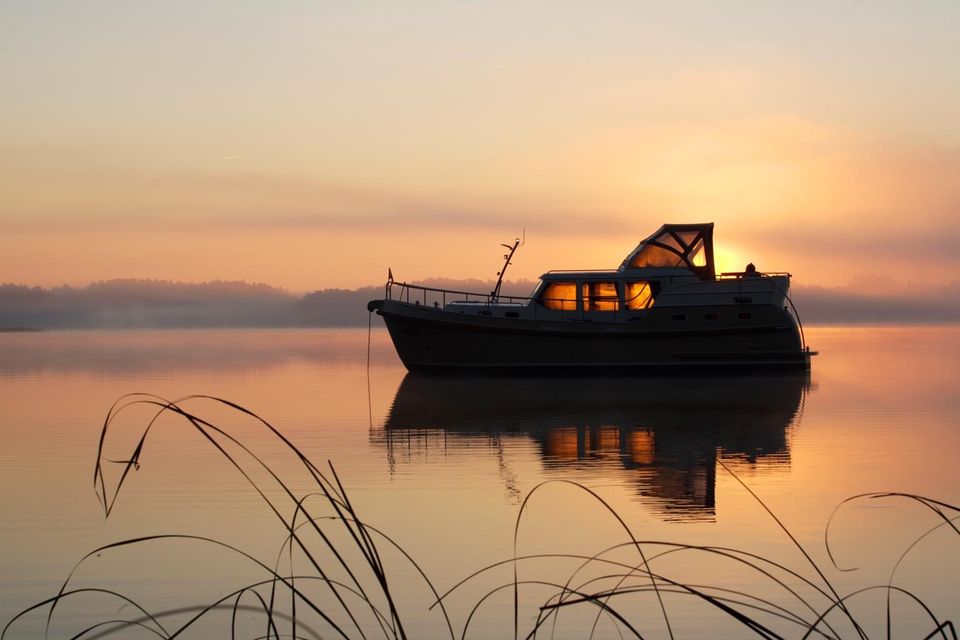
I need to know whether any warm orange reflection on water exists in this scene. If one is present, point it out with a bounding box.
[628,430,655,465]
[1,326,959,637]
[544,427,580,461]
[378,371,802,521]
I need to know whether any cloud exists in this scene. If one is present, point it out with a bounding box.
[2,112,958,288]
[0,168,634,236]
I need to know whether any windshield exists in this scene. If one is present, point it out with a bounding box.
[622,224,715,278]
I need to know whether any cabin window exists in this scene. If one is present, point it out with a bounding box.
[656,233,685,253]
[540,282,577,311]
[624,228,711,273]
[624,281,654,310]
[628,244,684,268]
[582,281,619,311]
[689,238,707,267]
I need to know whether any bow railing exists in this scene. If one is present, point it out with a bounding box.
[385,280,533,309]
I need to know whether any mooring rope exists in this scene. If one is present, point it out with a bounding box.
[366,309,373,430]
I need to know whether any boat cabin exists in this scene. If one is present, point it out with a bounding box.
[533,223,716,313]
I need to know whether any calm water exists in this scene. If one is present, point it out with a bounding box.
[1,326,959,638]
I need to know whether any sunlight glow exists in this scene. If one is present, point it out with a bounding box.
[714,244,750,276]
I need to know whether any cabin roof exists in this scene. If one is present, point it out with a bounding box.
[619,223,715,279]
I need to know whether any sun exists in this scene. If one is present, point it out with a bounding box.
[713,243,750,276]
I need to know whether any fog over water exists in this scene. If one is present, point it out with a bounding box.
[2,277,958,329]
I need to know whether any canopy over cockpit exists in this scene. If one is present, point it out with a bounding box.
[619,223,715,280]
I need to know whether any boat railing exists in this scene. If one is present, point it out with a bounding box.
[717,272,807,350]
[717,271,792,279]
[385,280,534,308]
[384,280,628,321]
[545,269,619,274]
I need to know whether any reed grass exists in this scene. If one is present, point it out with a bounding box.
[3,394,958,639]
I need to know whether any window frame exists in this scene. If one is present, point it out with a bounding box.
[581,280,621,313]
[538,280,579,312]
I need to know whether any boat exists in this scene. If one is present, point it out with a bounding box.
[367,223,814,371]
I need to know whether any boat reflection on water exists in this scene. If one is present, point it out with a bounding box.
[375,372,811,521]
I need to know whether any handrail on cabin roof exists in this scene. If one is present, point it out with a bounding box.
[544,269,619,274]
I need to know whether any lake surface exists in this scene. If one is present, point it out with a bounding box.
[1,326,959,638]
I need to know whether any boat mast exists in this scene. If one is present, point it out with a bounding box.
[491,231,523,302]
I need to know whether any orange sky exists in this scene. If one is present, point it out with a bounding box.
[2,2,958,292]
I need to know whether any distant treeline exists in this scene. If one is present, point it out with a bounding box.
[1,278,958,329]
[0,280,302,329]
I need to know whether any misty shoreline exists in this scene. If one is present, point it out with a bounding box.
[2,278,958,330]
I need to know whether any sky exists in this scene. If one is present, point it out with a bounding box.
[2,1,959,292]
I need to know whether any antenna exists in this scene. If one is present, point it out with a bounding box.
[491,230,524,302]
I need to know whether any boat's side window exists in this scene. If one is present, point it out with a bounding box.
[582,281,619,311]
[624,281,654,310]
[540,282,577,311]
